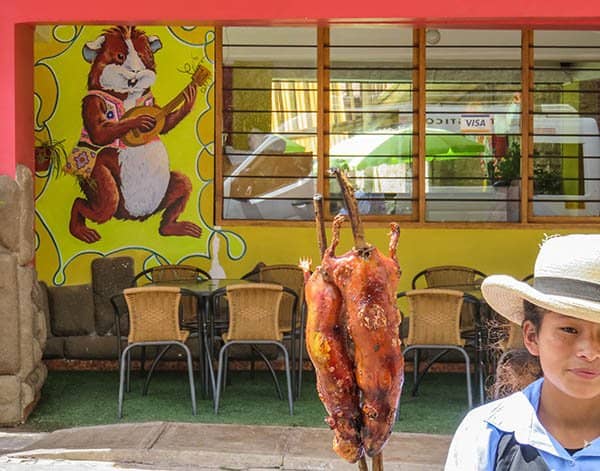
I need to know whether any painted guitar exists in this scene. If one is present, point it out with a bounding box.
[121,64,211,147]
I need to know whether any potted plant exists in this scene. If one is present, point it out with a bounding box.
[487,138,521,186]
[533,164,562,195]
[487,138,521,221]
[34,137,67,178]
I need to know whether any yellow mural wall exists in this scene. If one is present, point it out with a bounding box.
[33,25,596,289]
[235,226,596,291]
[34,25,246,285]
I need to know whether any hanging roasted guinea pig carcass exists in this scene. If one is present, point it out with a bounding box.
[301,170,404,470]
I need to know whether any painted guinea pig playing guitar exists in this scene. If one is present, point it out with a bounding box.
[66,25,209,243]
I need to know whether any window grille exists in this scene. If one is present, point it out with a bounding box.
[530,30,600,221]
[216,26,600,226]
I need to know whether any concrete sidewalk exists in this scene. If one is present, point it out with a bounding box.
[0,422,452,470]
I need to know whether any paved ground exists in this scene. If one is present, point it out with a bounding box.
[0,422,452,470]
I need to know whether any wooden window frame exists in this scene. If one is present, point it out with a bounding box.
[215,26,600,228]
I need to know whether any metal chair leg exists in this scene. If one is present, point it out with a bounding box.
[214,344,229,414]
[142,344,173,396]
[202,327,216,401]
[120,341,197,418]
[403,345,473,409]
[412,349,449,396]
[296,304,306,399]
[180,342,197,416]
[201,317,216,400]
[296,336,304,399]
[197,320,206,399]
[223,349,230,390]
[251,345,283,400]
[118,344,134,418]
[279,343,294,416]
[140,345,146,375]
[289,331,296,398]
[126,349,132,393]
[476,330,485,404]
[413,349,419,386]
[250,357,256,379]
[458,348,473,409]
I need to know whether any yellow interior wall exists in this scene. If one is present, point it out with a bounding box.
[234,226,596,291]
[231,64,272,150]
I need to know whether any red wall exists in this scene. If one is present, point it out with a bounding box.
[3,0,600,176]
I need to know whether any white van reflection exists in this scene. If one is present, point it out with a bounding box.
[223,134,316,220]
[223,109,600,221]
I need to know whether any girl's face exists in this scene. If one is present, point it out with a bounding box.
[523,311,600,400]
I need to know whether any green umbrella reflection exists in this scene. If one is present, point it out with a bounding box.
[330,126,486,171]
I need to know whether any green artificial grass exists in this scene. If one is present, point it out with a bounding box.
[26,370,472,435]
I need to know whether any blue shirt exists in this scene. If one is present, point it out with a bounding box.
[445,378,600,470]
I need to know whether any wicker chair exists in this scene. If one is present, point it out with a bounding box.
[500,273,530,352]
[499,321,524,351]
[399,288,475,408]
[131,264,211,371]
[212,283,297,415]
[134,264,211,284]
[115,287,197,418]
[411,265,487,399]
[134,264,211,326]
[487,274,529,384]
[491,348,542,399]
[411,265,487,290]
[257,264,305,397]
[411,265,486,330]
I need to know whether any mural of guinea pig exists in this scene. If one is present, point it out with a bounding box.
[66,25,202,243]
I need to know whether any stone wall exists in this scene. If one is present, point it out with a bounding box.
[0,165,47,425]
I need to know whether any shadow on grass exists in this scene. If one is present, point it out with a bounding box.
[25,370,472,435]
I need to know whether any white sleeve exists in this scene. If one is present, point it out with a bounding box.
[444,409,494,471]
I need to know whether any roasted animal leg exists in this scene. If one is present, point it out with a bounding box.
[301,257,364,462]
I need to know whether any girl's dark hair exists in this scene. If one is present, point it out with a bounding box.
[523,299,545,331]
[489,300,544,399]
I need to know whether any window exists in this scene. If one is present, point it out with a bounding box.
[220,26,317,221]
[327,25,415,217]
[216,26,600,225]
[531,31,600,219]
[425,29,522,222]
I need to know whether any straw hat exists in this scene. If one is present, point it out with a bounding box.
[481,234,600,325]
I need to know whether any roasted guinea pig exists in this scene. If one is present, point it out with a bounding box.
[301,256,364,463]
[301,174,404,463]
[322,215,403,457]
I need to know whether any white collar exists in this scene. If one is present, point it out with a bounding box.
[484,378,563,456]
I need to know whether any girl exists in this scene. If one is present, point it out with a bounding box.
[445,234,600,470]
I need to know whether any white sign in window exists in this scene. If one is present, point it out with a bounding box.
[460,114,493,133]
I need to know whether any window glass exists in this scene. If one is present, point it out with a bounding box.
[425,29,522,222]
[532,31,600,218]
[218,26,600,224]
[222,27,317,220]
[328,25,414,216]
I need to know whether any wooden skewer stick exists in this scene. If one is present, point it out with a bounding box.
[372,452,384,471]
[313,194,327,258]
[329,168,369,251]
[357,456,369,471]
[388,222,401,262]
